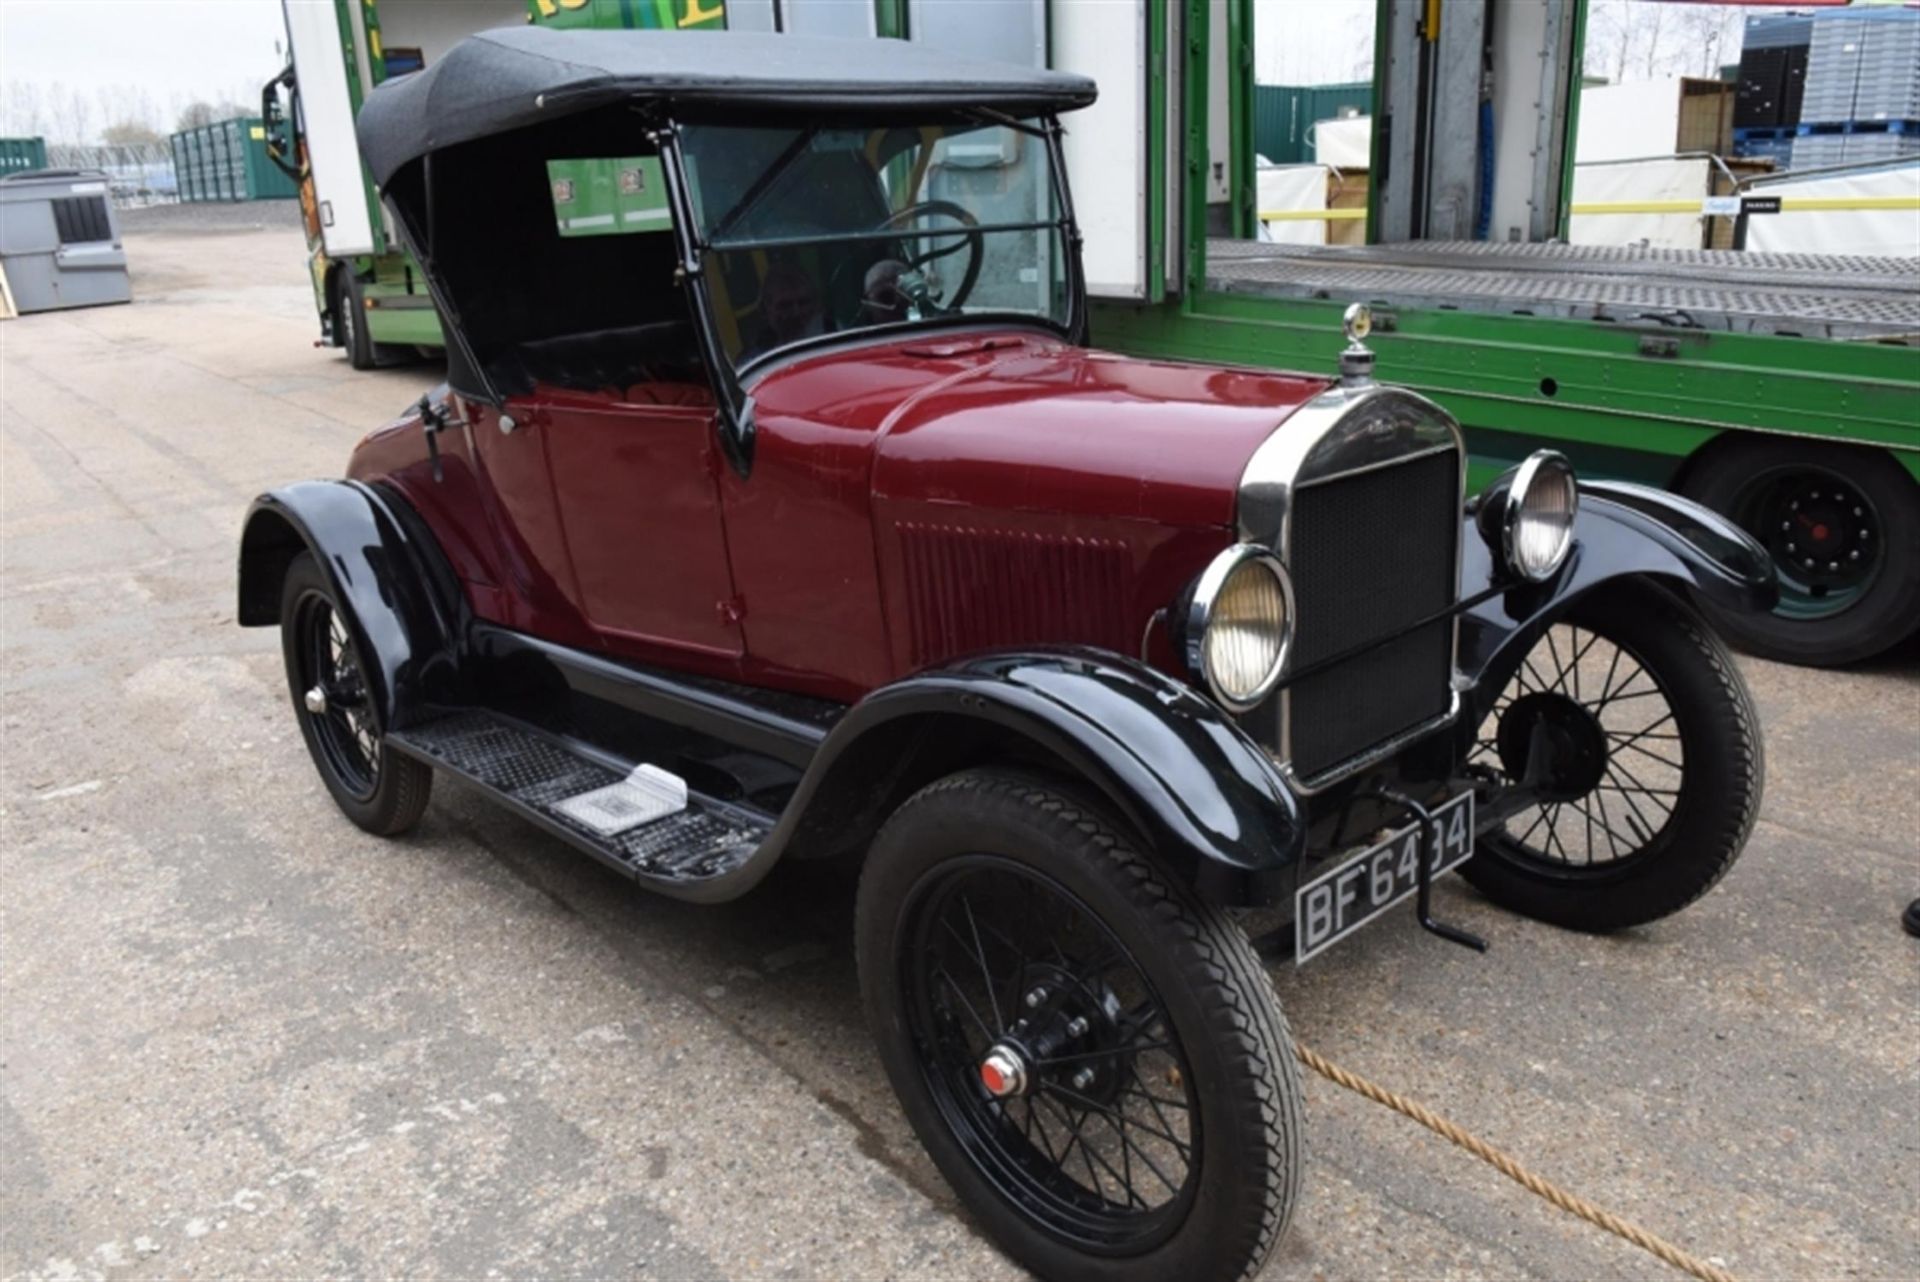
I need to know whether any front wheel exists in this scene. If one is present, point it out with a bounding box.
[856,770,1304,1282]
[1464,584,1762,931]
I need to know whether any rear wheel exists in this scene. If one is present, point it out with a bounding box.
[1464,585,1761,931]
[279,551,430,834]
[856,770,1303,1282]
[1681,438,1920,666]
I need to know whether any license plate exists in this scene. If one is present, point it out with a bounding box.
[1294,792,1474,963]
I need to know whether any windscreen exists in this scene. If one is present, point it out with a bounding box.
[677,119,1070,367]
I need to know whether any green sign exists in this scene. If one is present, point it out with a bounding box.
[548,156,672,237]
[528,0,727,30]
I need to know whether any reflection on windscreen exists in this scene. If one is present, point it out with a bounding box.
[679,120,1069,365]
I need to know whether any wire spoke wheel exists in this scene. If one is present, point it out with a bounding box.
[903,857,1200,1251]
[293,589,380,801]
[859,772,1304,1281]
[1471,622,1683,871]
[1461,588,1761,932]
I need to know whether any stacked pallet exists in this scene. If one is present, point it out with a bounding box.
[1792,7,1919,170]
[1731,13,1811,170]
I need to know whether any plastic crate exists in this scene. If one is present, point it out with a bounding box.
[1744,13,1813,52]
[1791,133,1847,169]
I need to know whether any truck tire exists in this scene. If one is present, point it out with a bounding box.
[280,551,431,835]
[856,769,1304,1282]
[1681,437,1920,666]
[334,271,377,371]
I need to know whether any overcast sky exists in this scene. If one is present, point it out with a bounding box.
[1,0,289,135]
[1,0,1751,143]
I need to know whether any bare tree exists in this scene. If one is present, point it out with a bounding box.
[45,83,97,144]
[102,120,164,146]
[1584,1,1749,86]
[175,100,254,131]
[2,81,52,138]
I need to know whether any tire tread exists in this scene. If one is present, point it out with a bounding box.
[862,770,1304,1282]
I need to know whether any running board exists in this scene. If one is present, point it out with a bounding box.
[388,711,775,890]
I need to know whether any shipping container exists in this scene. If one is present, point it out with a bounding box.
[167,117,300,202]
[1253,83,1373,166]
[0,136,49,177]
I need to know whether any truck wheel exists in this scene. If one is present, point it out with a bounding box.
[279,551,431,835]
[856,770,1304,1282]
[1681,437,1920,666]
[333,271,376,371]
[1464,584,1761,932]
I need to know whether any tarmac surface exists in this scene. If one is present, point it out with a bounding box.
[3,217,1917,1282]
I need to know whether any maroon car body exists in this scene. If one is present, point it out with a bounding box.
[349,334,1327,702]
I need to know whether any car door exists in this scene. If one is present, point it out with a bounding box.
[540,389,745,663]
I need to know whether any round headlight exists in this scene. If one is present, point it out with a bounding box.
[1186,546,1291,710]
[1505,450,1578,581]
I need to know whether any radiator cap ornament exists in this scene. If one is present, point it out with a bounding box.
[1340,302,1376,388]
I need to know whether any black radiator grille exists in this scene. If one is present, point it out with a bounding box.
[1285,448,1458,780]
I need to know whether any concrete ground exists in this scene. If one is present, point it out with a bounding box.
[2,218,1916,1282]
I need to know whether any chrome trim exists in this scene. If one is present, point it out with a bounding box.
[1181,544,1294,713]
[1238,384,1464,552]
[1234,383,1469,792]
[1503,449,1578,582]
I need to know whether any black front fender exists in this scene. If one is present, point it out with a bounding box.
[778,649,1306,906]
[237,480,463,730]
[1458,479,1776,724]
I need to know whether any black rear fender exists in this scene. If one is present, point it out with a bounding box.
[237,480,464,729]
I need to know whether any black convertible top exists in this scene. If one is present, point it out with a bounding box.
[356,26,1098,187]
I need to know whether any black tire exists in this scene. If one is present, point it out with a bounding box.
[1680,437,1920,666]
[279,551,431,835]
[334,271,376,371]
[1463,584,1762,932]
[856,769,1304,1282]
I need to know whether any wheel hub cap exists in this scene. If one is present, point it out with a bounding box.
[304,684,328,715]
[979,1045,1028,1098]
[1496,691,1609,801]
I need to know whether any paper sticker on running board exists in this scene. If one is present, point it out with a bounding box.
[553,763,688,836]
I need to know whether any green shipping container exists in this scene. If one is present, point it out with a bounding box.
[0,136,49,177]
[168,117,299,203]
[1253,83,1373,166]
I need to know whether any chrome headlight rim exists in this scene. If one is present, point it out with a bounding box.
[1503,449,1579,582]
[1183,543,1294,713]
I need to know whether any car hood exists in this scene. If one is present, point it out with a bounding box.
[752,334,1333,529]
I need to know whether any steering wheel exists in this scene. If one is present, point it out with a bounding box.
[832,200,985,326]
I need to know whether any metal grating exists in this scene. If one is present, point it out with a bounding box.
[1285,449,1458,780]
[1207,239,1920,340]
[51,195,112,246]
[895,523,1133,668]
[393,712,767,882]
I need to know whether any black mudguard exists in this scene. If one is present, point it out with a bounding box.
[771,650,1307,907]
[1457,479,1777,726]
[236,480,464,729]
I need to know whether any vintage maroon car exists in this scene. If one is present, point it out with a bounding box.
[239,28,1776,1282]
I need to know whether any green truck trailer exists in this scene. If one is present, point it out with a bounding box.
[1088,0,1918,666]
[265,0,1918,664]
